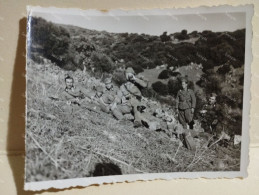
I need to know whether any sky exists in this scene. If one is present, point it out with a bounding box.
[30,9,246,36]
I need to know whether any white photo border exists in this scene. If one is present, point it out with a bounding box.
[25,4,253,191]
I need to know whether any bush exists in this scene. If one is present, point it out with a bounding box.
[30,17,70,64]
[90,52,114,73]
[181,29,187,36]
[217,64,231,75]
[158,70,171,79]
[160,32,171,42]
[171,71,181,77]
[168,79,182,97]
[152,81,168,96]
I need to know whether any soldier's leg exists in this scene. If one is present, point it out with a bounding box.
[99,102,110,113]
[129,97,143,126]
[112,105,132,120]
[184,108,193,124]
[112,105,124,120]
[184,108,194,129]
[178,109,187,129]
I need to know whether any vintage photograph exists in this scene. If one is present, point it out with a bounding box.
[25,5,252,190]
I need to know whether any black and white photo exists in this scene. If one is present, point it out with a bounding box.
[25,5,252,190]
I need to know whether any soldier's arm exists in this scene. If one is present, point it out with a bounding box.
[175,91,180,110]
[190,90,196,108]
[134,77,148,88]
[59,91,71,101]
[78,85,96,99]
[59,91,80,105]
[215,104,224,121]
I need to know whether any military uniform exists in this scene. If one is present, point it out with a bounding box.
[125,67,148,91]
[200,103,224,136]
[98,88,117,113]
[60,86,95,102]
[111,88,133,120]
[176,89,196,129]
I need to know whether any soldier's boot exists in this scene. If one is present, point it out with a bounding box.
[99,103,110,113]
[133,105,143,128]
[189,120,195,129]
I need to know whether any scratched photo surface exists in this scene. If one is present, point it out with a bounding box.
[25,6,252,190]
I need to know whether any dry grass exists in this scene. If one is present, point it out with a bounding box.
[25,60,241,182]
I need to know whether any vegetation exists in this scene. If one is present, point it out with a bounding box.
[26,17,245,181]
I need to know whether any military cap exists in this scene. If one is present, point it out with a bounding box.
[104,78,112,84]
[181,77,188,83]
[210,93,217,98]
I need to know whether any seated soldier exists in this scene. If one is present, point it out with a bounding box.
[111,84,134,121]
[111,84,145,127]
[60,75,95,104]
[96,78,117,113]
[59,75,96,113]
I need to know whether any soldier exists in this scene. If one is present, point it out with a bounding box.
[97,78,117,113]
[111,84,134,121]
[125,67,148,90]
[114,67,148,127]
[199,93,230,146]
[175,78,196,129]
[60,75,95,104]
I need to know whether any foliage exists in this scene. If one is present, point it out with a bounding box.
[28,17,246,136]
[29,17,71,66]
[160,31,171,42]
[167,78,182,97]
[152,81,168,96]
[90,52,115,73]
[158,69,171,79]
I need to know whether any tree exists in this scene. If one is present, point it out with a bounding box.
[181,29,187,36]
[168,78,182,97]
[158,70,171,79]
[160,32,171,42]
[90,52,114,73]
[30,17,71,65]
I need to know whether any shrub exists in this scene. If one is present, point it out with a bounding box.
[168,79,182,97]
[152,81,168,96]
[90,52,114,73]
[158,70,171,79]
[217,64,231,75]
[160,32,171,42]
[171,72,181,77]
[30,17,70,64]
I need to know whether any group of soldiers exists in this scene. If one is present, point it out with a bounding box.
[58,67,231,150]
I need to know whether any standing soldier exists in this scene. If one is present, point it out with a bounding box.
[175,78,196,129]
[199,93,222,134]
[199,93,230,146]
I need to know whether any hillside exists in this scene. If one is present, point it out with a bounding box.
[26,60,241,182]
[26,17,245,182]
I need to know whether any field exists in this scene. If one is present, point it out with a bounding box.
[25,60,241,182]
